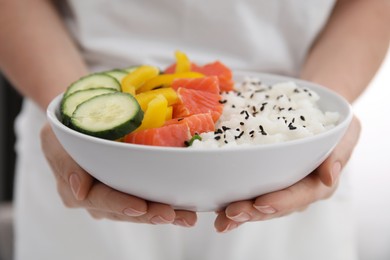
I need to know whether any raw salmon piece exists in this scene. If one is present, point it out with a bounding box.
[165,61,234,92]
[172,76,220,94]
[124,123,191,147]
[191,61,234,92]
[173,87,223,122]
[165,113,215,136]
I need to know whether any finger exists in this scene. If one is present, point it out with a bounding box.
[251,173,334,219]
[141,202,176,224]
[316,115,361,187]
[41,123,93,200]
[214,211,242,233]
[218,174,335,225]
[173,210,198,227]
[80,182,148,217]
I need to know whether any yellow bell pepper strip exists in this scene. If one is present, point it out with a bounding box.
[137,72,204,93]
[121,65,160,94]
[174,50,191,73]
[165,106,173,121]
[135,88,179,111]
[136,94,168,131]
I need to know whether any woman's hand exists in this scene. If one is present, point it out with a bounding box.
[214,116,361,233]
[40,123,197,227]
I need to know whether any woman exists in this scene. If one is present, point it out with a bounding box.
[0,0,389,259]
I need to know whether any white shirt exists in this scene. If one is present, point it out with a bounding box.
[14,1,358,259]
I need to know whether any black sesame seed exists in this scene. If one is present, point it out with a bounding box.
[300,115,306,121]
[219,99,227,104]
[240,122,245,126]
[222,126,231,131]
[244,111,250,120]
[215,129,223,134]
[214,136,221,140]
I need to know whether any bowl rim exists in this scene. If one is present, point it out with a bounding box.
[47,71,353,154]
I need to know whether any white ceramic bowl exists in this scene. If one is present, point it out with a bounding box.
[47,72,352,212]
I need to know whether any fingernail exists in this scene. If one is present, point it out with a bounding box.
[227,212,251,222]
[253,205,276,214]
[123,208,146,217]
[173,218,192,227]
[220,222,238,233]
[150,216,172,225]
[332,161,342,183]
[69,173,81,200]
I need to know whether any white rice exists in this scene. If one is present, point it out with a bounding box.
[191,77,340,148]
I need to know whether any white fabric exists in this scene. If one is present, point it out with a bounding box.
[14,1,359,259]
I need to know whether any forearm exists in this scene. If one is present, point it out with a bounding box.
[0,0,88,111]
[300,0,390,103]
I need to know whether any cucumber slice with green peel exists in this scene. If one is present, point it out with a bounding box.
[61,88,117,126]
[104,69,128,83]
[123,66,140,73]
[64,73,121,98]
[70,92,144,140]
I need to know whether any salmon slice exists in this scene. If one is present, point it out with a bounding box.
[165,61,234,92]
[172,76,220,94]
[191,61,234,92]
[165,113,215,136]
[124,123,191,147]
[173,87,223,122]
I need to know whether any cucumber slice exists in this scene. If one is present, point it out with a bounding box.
[61,88,117,126]
[123,66,140,73]
[70,92,143,140]
[64,73,121,98]
[104,69,128,83]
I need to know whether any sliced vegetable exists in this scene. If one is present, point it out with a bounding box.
[184,134,202,147]
[70,92,143,140]
[165,106,173,121]
[123,66,140,73]
[61,88,117,126]
[64,73,121,98]
[121,65,160,94]
[135,88,178,111]
[174,50,191,73]
[104,69,128,83]
[137,72,204,93]
[136,95,168,131]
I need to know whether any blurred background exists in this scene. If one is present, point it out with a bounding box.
[0,46,389,260]
[0,77,22,260]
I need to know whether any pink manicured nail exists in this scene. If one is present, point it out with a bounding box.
[150,216,172,225]
[220,222,238,233]
[173,218,192,227]
[254,205,276,214]
[332,162,342,183]
[228,212,251,222]
[123,208,146,217]
[69,173,81,200]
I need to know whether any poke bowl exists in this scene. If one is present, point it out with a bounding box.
[47,68,352,212]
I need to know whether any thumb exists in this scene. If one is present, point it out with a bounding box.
[316,115,361,187]
[41,122,94,200]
